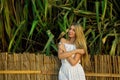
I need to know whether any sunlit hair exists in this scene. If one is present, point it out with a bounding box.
[70,23,90,69]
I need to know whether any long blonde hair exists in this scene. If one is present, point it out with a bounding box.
[71,23,90,70]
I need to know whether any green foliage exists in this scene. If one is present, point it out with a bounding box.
[0,0,120,55]
[43,30,57,55]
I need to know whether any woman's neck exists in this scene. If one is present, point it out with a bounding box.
[68,38,75,44]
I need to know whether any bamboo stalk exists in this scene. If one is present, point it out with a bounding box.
[0,71,119,78]
[85,73,120,77]
[0,70,41,74]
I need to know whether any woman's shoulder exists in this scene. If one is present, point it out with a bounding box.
[60,38,67,44]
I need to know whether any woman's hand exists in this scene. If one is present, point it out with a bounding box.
[59,43,66,52]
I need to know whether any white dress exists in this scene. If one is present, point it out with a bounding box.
[58,43,86,80]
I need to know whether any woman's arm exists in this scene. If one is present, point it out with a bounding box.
[58,42,85,60]
[58,38,85,63]
[58,45,84,66]
[58,43,77,59]
[66,48,85,66]
[67,53,81,66]
[58,38,78,59]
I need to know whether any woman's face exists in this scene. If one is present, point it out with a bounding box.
[68,25,75,38]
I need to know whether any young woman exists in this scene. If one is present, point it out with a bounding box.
[58,23,89,80]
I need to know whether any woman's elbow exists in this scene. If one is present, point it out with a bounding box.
[58,55,61,59]
[58,55,63,59]
[70,62,77,66]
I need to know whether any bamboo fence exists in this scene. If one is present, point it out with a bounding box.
[0,53,120,80]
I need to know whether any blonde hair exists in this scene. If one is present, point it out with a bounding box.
[71,23,90,70]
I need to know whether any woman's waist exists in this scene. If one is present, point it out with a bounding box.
[61,59,80,64]
[61,61,81,67]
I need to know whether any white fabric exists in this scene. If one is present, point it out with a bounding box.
[58,43,86,80]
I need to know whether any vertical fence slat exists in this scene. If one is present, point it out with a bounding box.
[14,53,21,80]
[51,55,60,80]
[44,54,51,80]
[30,53,36,80]
[39,54,44,80]
[35,53,40,80]
[104,55,107,80]
[107,55,111,80]
[53,55,61,80]
[116,56,119,80]
[98,55,100,80]
[101,55,104,80]
[94,55,97,80]
[118,56,120,80]
[5,53,8,80]
[21,53,31,80]
[7,54,15,80]
[113,56,116,80]
[0,53,5,80]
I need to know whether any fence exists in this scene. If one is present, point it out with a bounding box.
[0,53,120,80]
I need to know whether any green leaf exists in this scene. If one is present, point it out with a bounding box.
[110,39,117,55]
[45,0,48,20]
[95,1,100,25]
[74,9,96,15]
[8,20,25,52]
[13,32,23,52]
[42,30,54,52]
[101,0,107,21]
[51,43,58,52]
[46,43,50,56]
[0,19,2,39]
[83,17,86,29]
[0,0,4,13]
[89,34,100,47]
[37,0,44,12]
[4,1,11,39]
[28,20,38,39]
[63,11,69,31]
[76,0,85,9]
[110,29,118,55]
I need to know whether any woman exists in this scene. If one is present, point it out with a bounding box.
[58,23,89,80]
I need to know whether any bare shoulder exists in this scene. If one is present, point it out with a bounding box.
[60,38,67,43]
